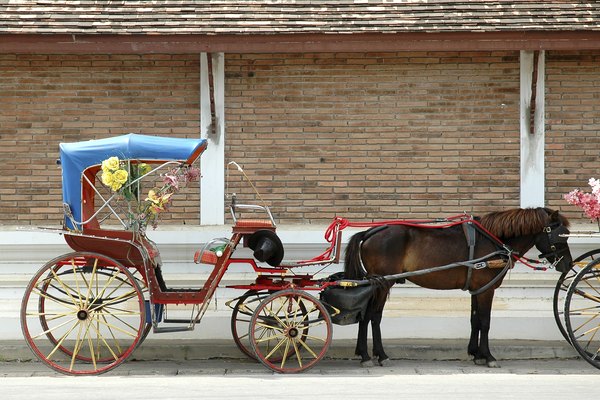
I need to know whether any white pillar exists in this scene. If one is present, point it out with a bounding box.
[200,52,225,225]
[520,50,545,208]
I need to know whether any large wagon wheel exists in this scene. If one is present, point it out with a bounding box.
[249,289,332,373]
[35,255,152,360]
[553,249,600,344]
[21,252,146,375]
[564,258,600,369]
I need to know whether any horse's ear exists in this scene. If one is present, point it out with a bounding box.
[549,209,570,227]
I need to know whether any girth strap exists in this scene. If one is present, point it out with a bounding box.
[462,220,477,291]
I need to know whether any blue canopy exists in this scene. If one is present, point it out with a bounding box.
[59,133,207,229]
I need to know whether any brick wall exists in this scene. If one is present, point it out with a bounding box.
[0,54,200,227]
[1,51,597,227]
[225,52,521,223]
[546,51,600,223]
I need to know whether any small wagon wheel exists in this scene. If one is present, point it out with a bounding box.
[553,249,600,345]
[249,289,332,373]
[564,258,600,369]
[21,252,146,375]
[231,290,308,362]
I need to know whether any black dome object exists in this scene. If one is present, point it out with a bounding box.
[247,230,285,267]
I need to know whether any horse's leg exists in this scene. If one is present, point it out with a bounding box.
[355,309,373,367]
[370,284,391,366]
[468,294,481,360]
[472,289,500,368]
[370,308,390,366]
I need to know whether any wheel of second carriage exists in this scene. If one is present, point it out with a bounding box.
[20,252,147,375]
[552,249,600,345]
[249,289,332,373]
[564,258,600,370]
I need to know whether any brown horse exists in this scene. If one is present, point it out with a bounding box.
[343,207,572,368]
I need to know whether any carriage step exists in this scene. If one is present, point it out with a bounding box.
[163,318,201,324]
[163,288,202,292]
[152,326,194,334]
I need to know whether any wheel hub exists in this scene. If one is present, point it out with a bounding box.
[287,326,299,338]
[76,309,89,321]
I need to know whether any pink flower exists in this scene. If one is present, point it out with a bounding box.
[163,174,179,190]
[184,167,201,183]
[565,181,600,220]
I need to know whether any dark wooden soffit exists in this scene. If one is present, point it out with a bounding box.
[1,31,600,54]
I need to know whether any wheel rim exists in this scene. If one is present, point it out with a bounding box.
[249,290,332,373]
[564,259,600,369]
[21,252,146,375]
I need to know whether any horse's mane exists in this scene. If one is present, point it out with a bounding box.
[478,207,569,238]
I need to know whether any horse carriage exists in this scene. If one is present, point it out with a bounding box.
[19,134,600,375]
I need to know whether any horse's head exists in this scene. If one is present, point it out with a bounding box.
[534,209,572,273]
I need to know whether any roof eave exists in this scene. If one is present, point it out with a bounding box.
[1,31,600,53]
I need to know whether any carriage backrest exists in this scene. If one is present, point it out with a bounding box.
[64,228,160,269]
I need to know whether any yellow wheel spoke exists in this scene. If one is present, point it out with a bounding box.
[291,338,303,368]
[27,309,75,320]
[45,318,81,359]
[95,274,128,306]
[86,326,98,371]
[298,336,320,359]
[95,309,141,341]
[88,290,138,312]
[255,329,286,344]
[575,321,600,338]
[31,287,79,312]
[84,258,99,308]
[255,320,284,333]
[264,335,287,361]
[88,313,140,338]
[47,269,81,308]
[70,259,85,308]
[69,321,85,371]
[32,316,78,340]
[303,333,327,343]
[574,288,600,303]
[89,318,120,361]
[278,338,291,369]
[100,313,123,355]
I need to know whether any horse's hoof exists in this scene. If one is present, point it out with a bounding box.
[360,360,374,368]
[378,357,390,367]
[487,360,500,368]
[474,358,487,366]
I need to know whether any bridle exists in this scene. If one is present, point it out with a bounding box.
[534,221,572,271]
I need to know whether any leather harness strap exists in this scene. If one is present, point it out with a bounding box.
[462,220,477,291]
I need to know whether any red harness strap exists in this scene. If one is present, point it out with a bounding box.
[306,214,479,264]
[307,215,545,271]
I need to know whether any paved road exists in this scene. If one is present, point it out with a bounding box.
[0,358,597,400]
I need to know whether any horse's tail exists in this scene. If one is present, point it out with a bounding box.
[344,228,392,312]
[344,230,367,280]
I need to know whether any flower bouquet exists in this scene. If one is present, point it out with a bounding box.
[564,177,600,230]
[100,156,200,232]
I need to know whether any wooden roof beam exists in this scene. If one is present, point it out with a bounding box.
[2,31,600,53]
